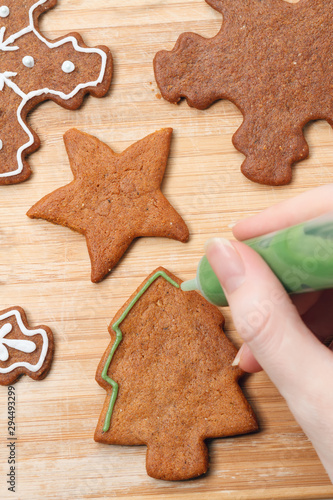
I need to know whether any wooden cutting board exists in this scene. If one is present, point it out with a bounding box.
[1,1,333,498]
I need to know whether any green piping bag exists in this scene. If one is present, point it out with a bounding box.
[181,211,333,306]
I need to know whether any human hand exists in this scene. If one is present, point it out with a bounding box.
[205,184,333,482]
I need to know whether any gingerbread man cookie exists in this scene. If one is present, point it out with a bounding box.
[0,0,112,184]
[154,0,333,185]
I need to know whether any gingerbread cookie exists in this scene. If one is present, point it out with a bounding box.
[27,129,189,283]
[95,268,258,481]
[0,306,54,385]
[0,0,112,184]
[154,0,333,186]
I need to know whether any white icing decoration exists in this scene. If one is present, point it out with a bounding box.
[0,6,9,18]
[0,140,3,150]
[0,71,16,90]
[62,60,75,73]
[0,0,108,178]
[0,310,48,374]
[22,55,35,68]
[0,323,36,362]
[0,27,19,51]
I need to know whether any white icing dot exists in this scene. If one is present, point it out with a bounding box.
[0,140,3,150]
[22,56,35,68]
[62,61,75,74]
[0,5,9,17]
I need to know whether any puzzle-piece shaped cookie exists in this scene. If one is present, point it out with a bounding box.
[154,0,333,185]
[0,306,54,385]
[95,268,258,481]
[0,0,112,184]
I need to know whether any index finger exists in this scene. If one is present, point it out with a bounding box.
[233,184,333,241]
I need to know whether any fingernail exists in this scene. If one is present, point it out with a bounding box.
[205,237,246,294]
[232,343,246,367]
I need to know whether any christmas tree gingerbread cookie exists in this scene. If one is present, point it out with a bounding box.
[0,0,112,184]
[27,128,189,283]
[154,0,333,185]
[0,306,54,385]
[95,268,258,481]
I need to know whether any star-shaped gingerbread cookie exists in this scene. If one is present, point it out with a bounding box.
[27,128,189,282]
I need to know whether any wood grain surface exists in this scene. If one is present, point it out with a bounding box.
[1,0,333,498]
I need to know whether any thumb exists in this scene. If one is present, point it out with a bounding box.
[205,238,333,407]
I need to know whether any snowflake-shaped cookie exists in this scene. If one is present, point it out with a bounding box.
[0,306,54,385]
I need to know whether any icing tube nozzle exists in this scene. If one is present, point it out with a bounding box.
[181,278,198,292]
[181,256,228,306]
[181,211,333,307]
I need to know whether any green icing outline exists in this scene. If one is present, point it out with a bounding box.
[101,270,179,433]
